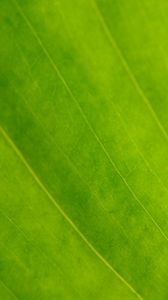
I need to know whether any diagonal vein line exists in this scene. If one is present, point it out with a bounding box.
[0,242,29,274]
[14,26,168,211]
[0,189,83,298]
[13,86,129,240]
[38,0,168,200]
[111,100,168,194]
[16,55,168,240]
[0,126,143,300]
[92,0,168,142]
[12,0,168,244]
[0,208,82,299]
[0,279,19,300]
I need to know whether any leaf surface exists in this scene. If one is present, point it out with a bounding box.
[1,0,168,299]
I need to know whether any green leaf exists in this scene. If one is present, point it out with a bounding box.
[1,0,168,299]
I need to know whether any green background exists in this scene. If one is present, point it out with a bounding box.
[1,0,168,299]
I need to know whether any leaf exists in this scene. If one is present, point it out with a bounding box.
[0,0,168,299]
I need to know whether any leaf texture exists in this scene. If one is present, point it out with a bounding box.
[1,0,168,299]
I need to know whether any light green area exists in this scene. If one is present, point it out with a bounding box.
[0,0,168,299]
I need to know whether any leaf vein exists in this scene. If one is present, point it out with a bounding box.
[0,126,143,300]
[12,0,168,244]
[92,0,168,142]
